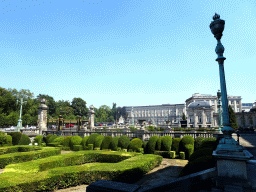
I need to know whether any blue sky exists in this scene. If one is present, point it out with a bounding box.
[0,0,255,109]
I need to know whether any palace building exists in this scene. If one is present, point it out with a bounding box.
[121,93,252,128]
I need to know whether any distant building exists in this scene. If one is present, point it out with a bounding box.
[121,92,245,128]
[236,101,256,128]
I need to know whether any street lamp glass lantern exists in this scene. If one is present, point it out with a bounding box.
[209,13,225,40]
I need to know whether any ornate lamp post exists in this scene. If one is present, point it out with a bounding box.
[210,13,244,151]
[217,89,223,133]
[16,95,27,132]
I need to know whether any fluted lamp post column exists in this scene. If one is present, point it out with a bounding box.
[217,89,223,133]
[210,13,253,189]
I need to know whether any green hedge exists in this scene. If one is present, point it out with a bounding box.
[34,135,44,146]
[81,136,90,149]
[128,138,143,152]
[0,145,42,155]
[62,136,72,148]
[94,135,104,149]
[172,138,182,154]
[170,151,175,159]
[179,155,216,177]
[48,135,58,144]
[53,137,64,145]
[155,136,163,151]
[0,151,161,191]
[7,132,22,145]
[6,135,12,146]
[146,135,159,154]
[18,134,31,145]
[118,135,130,149]
[161,135,172,151]
[0,147,61,169]
[180,151,185,160]
[194,137,205,151]
[44,134,53,144]
[73,145,83,151]
[180,135,194,153]
[101,136,113,150]
[109,136,120,151]
[184,144,194,160]
[70,136,82,150]
[188,147,214,162]
[87,133,100,146]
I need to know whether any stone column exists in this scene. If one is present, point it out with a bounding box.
[234,100,237,112]
[194,112,197,128]
[38,98,48,135]
[89,105,95,130]
[211,111,214,127]
[239,100,242,112]
[202,110,206,127]
[215,99,218,113]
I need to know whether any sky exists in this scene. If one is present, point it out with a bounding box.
[0,0,255,109]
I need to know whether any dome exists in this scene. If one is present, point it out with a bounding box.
[188,101,211,109]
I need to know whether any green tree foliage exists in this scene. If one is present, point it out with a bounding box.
[71,97,88,117]
[0,131,7,146]
[95,105,114,123]
[229,105,238,129]
[182,113,186,120]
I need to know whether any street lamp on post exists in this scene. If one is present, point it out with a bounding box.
[209,13,243,152]
[16,94,27,132]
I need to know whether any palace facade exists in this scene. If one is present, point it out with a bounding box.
[121,93,250,128]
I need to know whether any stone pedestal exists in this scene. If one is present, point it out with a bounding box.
[213,149,253,189]
[88,105,95,131]
[38,98,48,135]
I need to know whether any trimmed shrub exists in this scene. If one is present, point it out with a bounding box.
[194,137,205,151]
[18,134,31,145]
[180,151,185,159]
[94,147,100,150]
[0,131,7,146]
[48,135,58,144]
[198,138,218,151]
[44,134,53,144]
[138,148,144,154]
[7,132,22,145]
[73,145,83,151]
[172,138,182,154]
[34,135,43,146]
[170,151,175,159]
[146,135,159,154]
[6,135,12,146]
[180,135,194,153]
[122,149,127,152]
[189,147,214,162]
[109,136,120,151]
[155,136,163,151]
[179,155,216,177]
[117,147,121,151]
[81,136,90,149]
[53,137,64,145]
[87,144,93,150]
[101,136,113,150]
[94,135,104,149]
[118,135,130,149]
[128,149,133,152]
[128,138,143,152]
[161,135,172,151]
[41,143,46,147]
[184,144,194,160]
[62,136,72,148]
[87,133,100,146]
[143,141,148,149]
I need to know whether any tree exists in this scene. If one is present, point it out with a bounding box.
[71,97,88,117]
[229,105,238,129]
[111,103,117,123]
[182,113,186,120]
